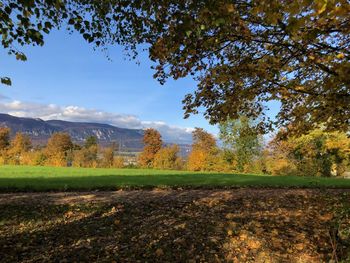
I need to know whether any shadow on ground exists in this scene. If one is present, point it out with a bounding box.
[0,189,349,262]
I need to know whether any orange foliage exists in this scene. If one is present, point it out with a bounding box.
[7,132,32,164]
[113,156,125,168]
[138,128,163,168]
[72,145,98,168]
[153,144,183,170]
[187,128,226,171]
[187,149,207,171]
[0,127,10,150]
[45,133,73,166]
[100,147,114,168]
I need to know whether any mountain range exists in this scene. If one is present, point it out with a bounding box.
[0,113,192,155]
[0,113,144,151]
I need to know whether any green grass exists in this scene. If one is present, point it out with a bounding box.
[0,165,350,191]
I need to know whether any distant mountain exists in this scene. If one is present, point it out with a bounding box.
[0,113,144,151]
[0,113,192,155]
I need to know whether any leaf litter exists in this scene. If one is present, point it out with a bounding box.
[0,189,349,262]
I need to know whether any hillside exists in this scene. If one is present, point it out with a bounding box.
[0,113,144,150]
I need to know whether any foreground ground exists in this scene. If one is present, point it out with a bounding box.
[1,165,350,191]
[1,189,349,262]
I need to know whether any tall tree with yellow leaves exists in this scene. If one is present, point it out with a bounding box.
[0,127,10,151]
[154,144,183,170]
[0,127,11,164]
[100,147,114,168]
[188,128,220,171]
[138,128,163,168]
[45,133,73,166]
[7,132,32,164]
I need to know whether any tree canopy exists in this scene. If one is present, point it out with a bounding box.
[219,116,263,171]
[1,0,350,133]
[0,127,10,150]
[138,128,163,168]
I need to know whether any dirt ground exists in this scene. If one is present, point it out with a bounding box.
[0,189,349,262]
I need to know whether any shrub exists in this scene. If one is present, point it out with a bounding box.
[72,145,98,168]
[99,147,114,168]
[113,156,125,168]
[153,144,182,170]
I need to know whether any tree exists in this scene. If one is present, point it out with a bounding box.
[265,135,297,176]
[100,147,114,168]
[187,149,207,172]
[72,145,98,168]
[138,128,163,168]
[219,116,263,172]
[118,0,350,134]
[268,129,350,176]
[7,132,32,164]
[0,0,106,85]
[71,135,99,167]
[192,128,217,152]
[2,0,349,133]
[153,144,182,170]
[45,132,73,166]
[113,156,125,168]
[9,132,32,153]
[21,150,47,166]
[0,127,10,150]
[290,130,350,177]
[187,128,221,171]
[0,127,11,164]
[84,136,98,149]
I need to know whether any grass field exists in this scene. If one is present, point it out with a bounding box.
[1,166,350,261]
[0,165,350,191]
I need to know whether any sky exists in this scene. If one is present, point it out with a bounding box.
[0,29,280,143]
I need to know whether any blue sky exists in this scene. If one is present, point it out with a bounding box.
[0,29,280,143]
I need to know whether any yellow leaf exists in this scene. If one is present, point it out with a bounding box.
[247,239,261,249]
[317,0,328,15]
[271,229,279,236]
[226,4,235,13]
[337,53,345,59]
[295,243,304,250]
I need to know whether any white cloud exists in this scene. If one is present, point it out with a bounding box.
[0,100,194,143]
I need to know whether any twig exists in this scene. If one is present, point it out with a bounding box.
[328,228,339,263]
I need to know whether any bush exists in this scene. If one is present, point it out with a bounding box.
[153,145,182,170]
[187,149,207,171]
[99,147,114,168]
[72,146,98,168]
[113,156,125,168]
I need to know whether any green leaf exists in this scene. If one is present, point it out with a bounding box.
[68,18,75,25]
[83,33,90,41]
[1,77,12,86]
[15,53,27,61]
[215,18,225,26]
[44,22,52,29]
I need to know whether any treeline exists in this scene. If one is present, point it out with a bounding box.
[139,117,350,177]
[0,128,125,168]
[1,119,349,177]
